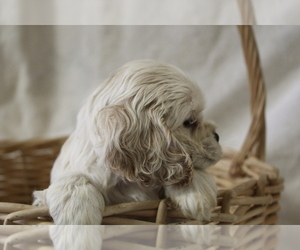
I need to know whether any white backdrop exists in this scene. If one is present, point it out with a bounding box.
[1,25,299,224]
[1,0,300,25]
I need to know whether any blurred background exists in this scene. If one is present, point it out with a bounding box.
[0,1,300,225]
[1,0,300,25]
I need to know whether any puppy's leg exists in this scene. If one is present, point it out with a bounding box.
[165,170,217,221]
[46,173,105,225]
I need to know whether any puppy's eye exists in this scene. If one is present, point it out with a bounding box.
[183,119,197,128]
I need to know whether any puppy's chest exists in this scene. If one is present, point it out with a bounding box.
[105,181,164,205]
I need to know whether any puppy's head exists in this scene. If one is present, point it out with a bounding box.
[91,60,221,187]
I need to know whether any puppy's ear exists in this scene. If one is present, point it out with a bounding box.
[93,105,193,187]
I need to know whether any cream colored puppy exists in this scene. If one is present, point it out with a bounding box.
[33,60,221,224]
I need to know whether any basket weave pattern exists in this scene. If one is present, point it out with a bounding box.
[0,138,65,204]
[0,148,282,225]
[0,26,283,225]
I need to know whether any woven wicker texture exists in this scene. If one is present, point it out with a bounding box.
[0,25,283,225]
[0,138,66,204]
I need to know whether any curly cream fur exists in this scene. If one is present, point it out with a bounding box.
[33,60,221,225]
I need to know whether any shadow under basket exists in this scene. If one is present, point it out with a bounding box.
[0,26,283,225]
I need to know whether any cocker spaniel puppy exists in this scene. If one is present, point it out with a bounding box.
[33,60,221,225]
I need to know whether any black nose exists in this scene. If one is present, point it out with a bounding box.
[214,132,219,142]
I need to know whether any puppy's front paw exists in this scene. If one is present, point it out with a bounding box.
[47,173,105,225]
[165,170,217,222]
[173,192,216,221]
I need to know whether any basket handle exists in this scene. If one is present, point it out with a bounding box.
[237,0,256,25]
[229,25,267,177]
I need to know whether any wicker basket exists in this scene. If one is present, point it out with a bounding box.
[0,26,283,226]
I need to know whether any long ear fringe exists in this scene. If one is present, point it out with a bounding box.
[93,105,194,187]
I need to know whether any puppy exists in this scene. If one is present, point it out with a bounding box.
[33,60,221,224]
